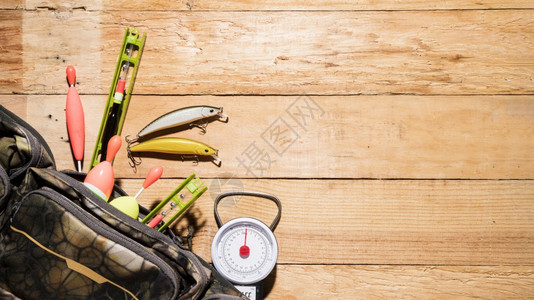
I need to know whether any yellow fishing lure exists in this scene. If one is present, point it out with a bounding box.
[128,137,220,168]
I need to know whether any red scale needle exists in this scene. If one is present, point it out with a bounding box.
[239,228,250,258]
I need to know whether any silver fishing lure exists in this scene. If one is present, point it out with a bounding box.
[127,105,227,144]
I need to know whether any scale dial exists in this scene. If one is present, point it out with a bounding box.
[211,217,278,285]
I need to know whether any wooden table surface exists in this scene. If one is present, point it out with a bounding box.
[1,1,534,298]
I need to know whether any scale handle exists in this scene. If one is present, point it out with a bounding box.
[214,191,282,232]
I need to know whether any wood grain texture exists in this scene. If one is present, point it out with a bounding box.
[4,95,533,179]
[113,178,534,265]
[20,10,102,95]
[13,0,534,11]
[0,10,22,94]
[0,96,26,116]
[265,265,534,299]
[10,10,534,95]
[0,1,22,10]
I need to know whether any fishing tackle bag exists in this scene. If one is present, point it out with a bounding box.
[0,105,245,300]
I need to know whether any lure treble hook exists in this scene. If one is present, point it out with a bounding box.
[125,134,139,146]
[189,121,209,135]
[127,147,142,173]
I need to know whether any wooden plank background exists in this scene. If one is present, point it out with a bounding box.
[1,0,533,298]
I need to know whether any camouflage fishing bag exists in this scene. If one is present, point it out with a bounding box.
[0,105,246,300]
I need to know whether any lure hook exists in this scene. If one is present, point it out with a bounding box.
[127,147,142,173]
[181,154,200,165]
[189,121,209,135]
[125,134,139,147]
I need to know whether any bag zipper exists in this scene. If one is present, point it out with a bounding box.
[0,105,54,161]
[0,105,55,179]
[0,165,10,207]
[0,165,11,227]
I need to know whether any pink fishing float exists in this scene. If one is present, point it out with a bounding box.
[65,65,85,172]
[84,135,121,201]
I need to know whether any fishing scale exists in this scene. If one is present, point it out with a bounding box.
[212,192,281,300]
[90,27,146,170]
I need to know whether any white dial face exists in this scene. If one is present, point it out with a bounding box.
[211,218,278,285]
